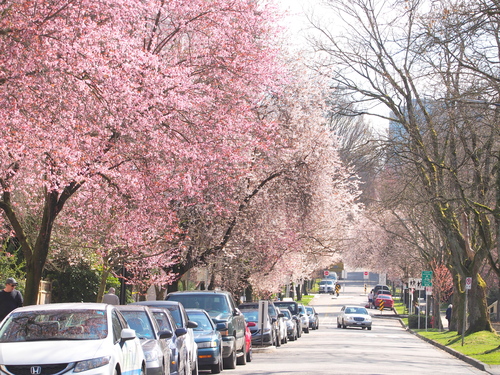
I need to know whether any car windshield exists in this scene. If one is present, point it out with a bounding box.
[169,294,230,315]
[319,281,333,285]
[274,302,298,315]
[187,311,215,331]
[345,307,368,315]
[120,311,154,339]
[378,295,391,299]
[151,311,174,331]
[306,307,314,314]
[0,309,108,342]
[241,309,259,323]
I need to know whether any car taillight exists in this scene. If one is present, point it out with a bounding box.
[247,322,256,327]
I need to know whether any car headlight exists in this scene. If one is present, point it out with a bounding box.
[197,340,218,348]
[144,350,160,362]
[74,356,111,372]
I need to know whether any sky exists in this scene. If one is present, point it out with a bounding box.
[275,0,390,134]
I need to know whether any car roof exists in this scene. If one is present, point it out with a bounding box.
[10,302,109,312]
[116,305,150,312]
[167,290,232,297]
[132,300,182,307]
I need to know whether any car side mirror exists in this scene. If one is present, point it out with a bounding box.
[175,327,188,336]
[272,317,277,323]
[216,322,228,331]
[121,328,136,341]
[233,308,242,316]
[187,320,198,329]
[278,313,284,318]
[159,329,173,339]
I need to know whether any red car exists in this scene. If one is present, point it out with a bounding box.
[374,294,394,310]
[245,322,253,362]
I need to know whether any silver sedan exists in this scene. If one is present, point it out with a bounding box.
[337,305,372,330]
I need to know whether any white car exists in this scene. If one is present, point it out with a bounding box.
[337,305,372,330]
[0,303,146,375]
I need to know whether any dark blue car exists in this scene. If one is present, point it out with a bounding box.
[186,309,225,374]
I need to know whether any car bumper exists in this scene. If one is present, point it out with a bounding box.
[250,332,273,346]
[197,348,220,368]
[221,336,235,358]
[345,321,372,328]
[145,365,164,375]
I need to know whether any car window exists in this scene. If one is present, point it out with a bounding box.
[112,310,123,342]
[152,311,174,331]
[120,311,154,339]
[0,309,108,342]
[241,310,259,322]
[168,294,230,314]
[187,311,215,331]
[164,306,183,328]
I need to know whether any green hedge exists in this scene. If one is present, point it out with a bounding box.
[408,314,432,329]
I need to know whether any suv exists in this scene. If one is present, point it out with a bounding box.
[318,279,335,294]
[373,284,390,295]
[166,290,247,369]
[273,300,302,338]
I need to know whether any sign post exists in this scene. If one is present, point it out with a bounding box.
[421,271,433,332]
[258,300,268,347]
[462,277,472,346]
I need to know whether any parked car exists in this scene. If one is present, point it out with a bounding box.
[337,305,372,330]
[186,309,224,374]
[0,303,146,375]
[244,321,253,362]
[373,284,391,295]
[149,307,190,375]
[297,303,310,333]
[117,305,172,375]
[275,307,288,344]
[280,308,298,341]
[240,307,274,346]
[166,290,247,369]
[132,300,198,375]
[306,306,319,330]
[318,279,335,294]
[238,301,284,346]
[374,294,394,310]
[273,300,302,338]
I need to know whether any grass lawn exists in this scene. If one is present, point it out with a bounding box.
[297,294,315,305]
[416,329,500,365]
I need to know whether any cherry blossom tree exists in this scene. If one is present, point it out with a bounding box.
[0,0,285,304]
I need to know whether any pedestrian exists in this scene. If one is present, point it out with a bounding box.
[368,290,374,309]
[0,277,23,321]
[102,287,120,305]
[446,304,452,329]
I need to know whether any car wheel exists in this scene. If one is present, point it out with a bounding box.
[246,345,253,363]
[223,348,237,369]
[368,326,372,330]
[342,320,346,329]
[237,342,247,365]
[337,321,341,328]
[304,326,309,334]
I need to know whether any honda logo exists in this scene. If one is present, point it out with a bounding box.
[30,366,42,375]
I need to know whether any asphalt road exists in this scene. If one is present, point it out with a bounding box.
[212,276,487,375]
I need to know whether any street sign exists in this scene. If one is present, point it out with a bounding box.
[421,271,433,287]
[465,277,472,290]
[408,278,423,290]
[324,270,330,277]
[363,271,369,279]
[426,286,433,295]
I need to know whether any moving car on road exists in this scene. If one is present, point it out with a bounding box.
[0,303,146,375]
[318,279,335,294]
[337,305,372,330]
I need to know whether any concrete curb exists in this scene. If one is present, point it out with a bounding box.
[398,318,500,374]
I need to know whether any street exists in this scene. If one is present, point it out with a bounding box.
[215,277,487,375]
